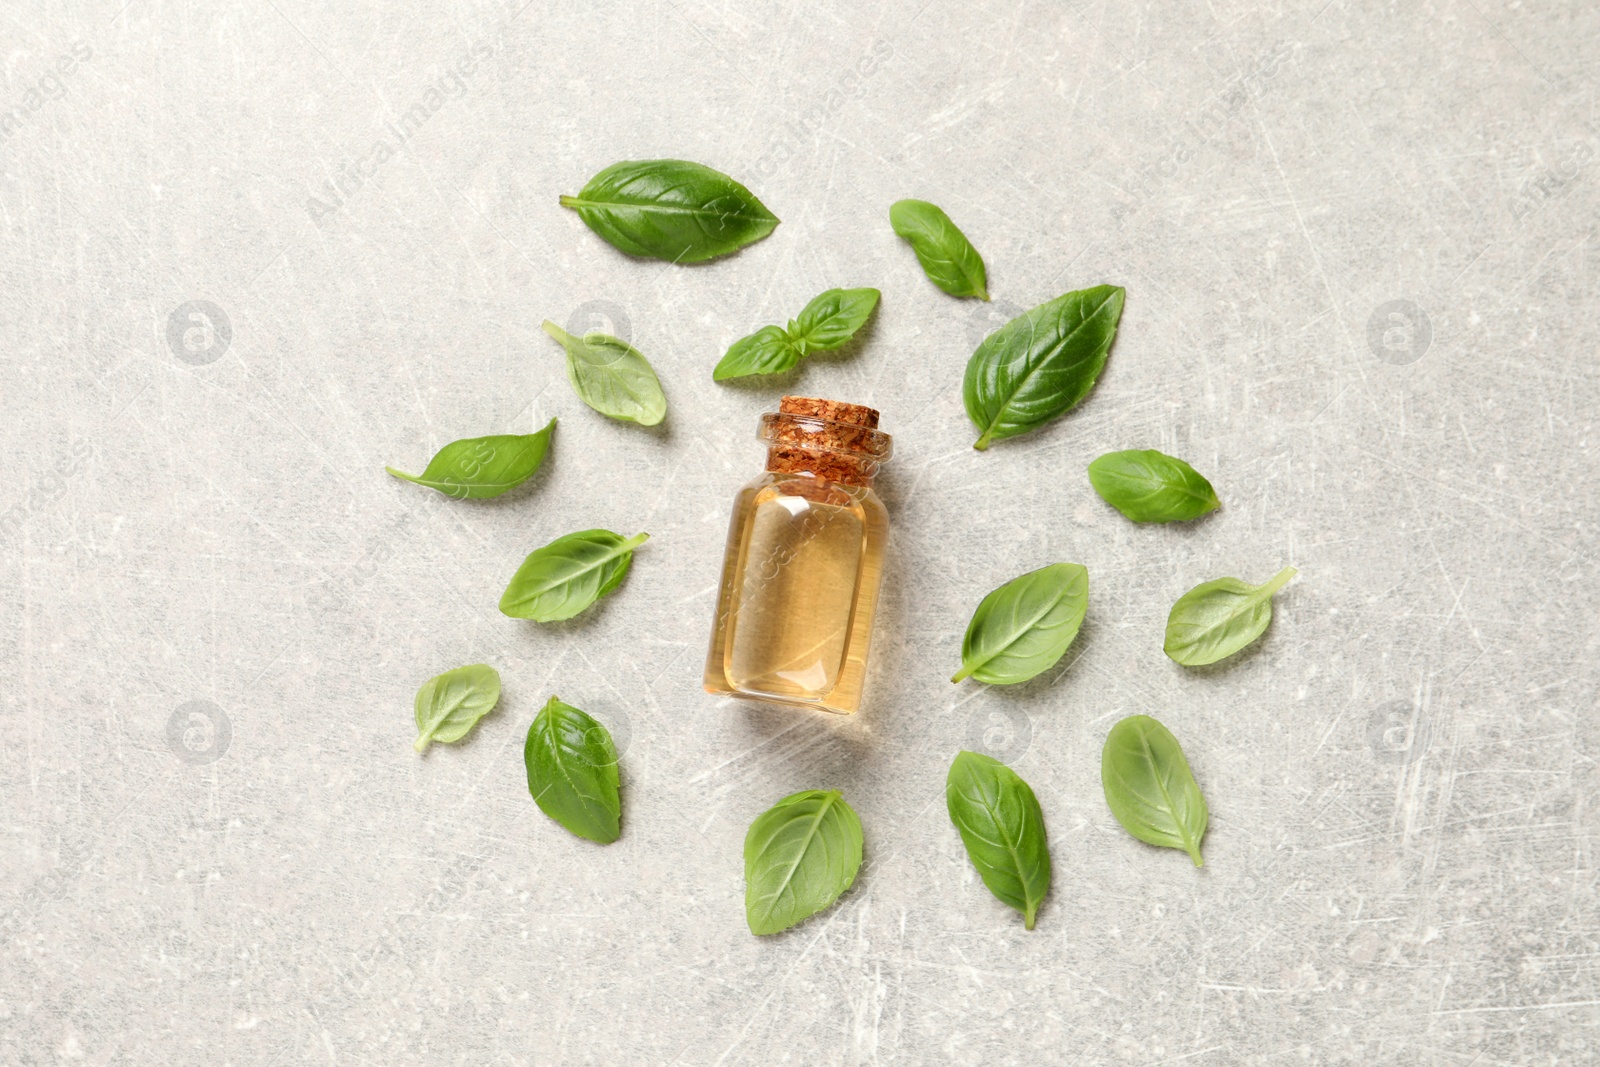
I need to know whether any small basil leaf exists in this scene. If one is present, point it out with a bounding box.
[713,325,800,381]
[1101,715,1208,866]
[963,284,1125,450]
[559,159,779,263]
[952,562,1088,685]
[542,322,667,426]
[744,789,863,936]
[786,287,880,355]
[413,663,501,753]
[889,199,989,300]
[945,751,1051,929]
[524,696,621,843]
[499,529,649,622]
[1087,448,1219,523]
[386,420,555,500]
[1163,566,1296,666]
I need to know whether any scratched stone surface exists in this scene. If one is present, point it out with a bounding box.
[2,1,1598,1064]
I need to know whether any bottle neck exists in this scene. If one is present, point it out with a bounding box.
[759,398,891,489]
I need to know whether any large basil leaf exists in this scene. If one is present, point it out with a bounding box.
[744,790,863,935]
[1164,566,1296,666]
[413,663,501,752]
[524,696,621,843]
[386,420,555,500]
[963,285,1125,450]
[713,287,879,381]
[952,562,1088,684]
[1101,715,1208,866]
[889,199,988,300]
[559,159,779,263]
[499,529,649,622]
[945,751,1051,929]
[542,322,666,426]
[1087,448,1219,523]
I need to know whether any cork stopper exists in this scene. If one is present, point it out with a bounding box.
[760,396,891,487]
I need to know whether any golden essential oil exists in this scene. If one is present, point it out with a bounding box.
[704,397,893,714]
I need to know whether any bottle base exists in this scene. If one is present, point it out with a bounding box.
[703,682,858,716]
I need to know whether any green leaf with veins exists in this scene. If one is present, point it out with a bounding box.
[1101,715,1209,866]
[413,663,501,752]
[946,751,1051,928]
[386,420,555,500]
[1163,566,1296,666]
[524,696,622,843]
[743,789,863,935]
[558,159,779,263]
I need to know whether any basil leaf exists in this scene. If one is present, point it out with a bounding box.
[499,529,649,622]
[963,284,1125,450]
[559,159,779,263]
[542,322,666,427]
[712,287,879,381]
[1087,448,1219,523]
[1101,715,1208,866]
[412,663,501,753]
[744,789,863,935]
[945,751,1051,929]
[786,287,880,355]
[1163,566,1296,666]
[952,562,1088,685]
[524,696,621,843]
[386,420,555,500]
[713,324,800,381]
[889,199,989,300]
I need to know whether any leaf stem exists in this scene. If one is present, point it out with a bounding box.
[950,663,974,683]
[557,195,580,208]
[1258,566,1298,598]
[413,733,433,754]
[973,431,993,451]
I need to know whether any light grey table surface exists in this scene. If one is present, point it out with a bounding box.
[3,1,1597,1064]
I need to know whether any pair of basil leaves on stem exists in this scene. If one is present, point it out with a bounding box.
[948,717,1210,929]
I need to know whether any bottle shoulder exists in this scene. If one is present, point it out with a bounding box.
[736,471,887,514]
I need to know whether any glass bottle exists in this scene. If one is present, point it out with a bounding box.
[703,396,893,715]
